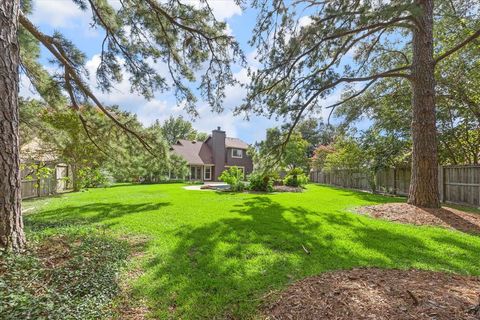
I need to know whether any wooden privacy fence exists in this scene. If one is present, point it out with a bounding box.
[21,164,72,199]
[310,165,480,208]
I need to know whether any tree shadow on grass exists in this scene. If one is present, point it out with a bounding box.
[423,207,480,235]
[140,196,480,319]
[310,183,405,203]
[339,189,404,204]
[25,202,170,231]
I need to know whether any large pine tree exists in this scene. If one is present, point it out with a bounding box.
[239,0,480,208]
[0,0,242,251]
[0,1,25,251]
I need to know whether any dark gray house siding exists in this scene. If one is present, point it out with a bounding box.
[225,148,253,176]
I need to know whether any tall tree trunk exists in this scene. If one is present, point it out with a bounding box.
[408,0,440,208]
[72,163,80,192]
[0,0,26,251]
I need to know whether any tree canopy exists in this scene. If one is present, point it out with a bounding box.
[19,0,243,152]
[252,127,310,173]
[160,116,208,145]
[238,0,480,208]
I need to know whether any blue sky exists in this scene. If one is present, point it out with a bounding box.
[21,0,345,144]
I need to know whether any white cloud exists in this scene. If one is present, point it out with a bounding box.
[82,53,279,143]
[208,0,242,20]
[224,23,234,36]
[298,16,313,28]
[182,0,242,21]
[246,49,260,69]
[84,55,172,125]
[135,100,170,125]
[19,74,41,100]
[31,0,90,28]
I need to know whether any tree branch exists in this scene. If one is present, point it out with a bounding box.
[435,27,480,64]
[19,12,155,156]
[326,79,377,123]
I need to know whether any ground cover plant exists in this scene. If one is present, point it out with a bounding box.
[16,183,480,319]
[0,228,130,320]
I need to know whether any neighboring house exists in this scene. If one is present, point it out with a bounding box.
[170,127,253,181]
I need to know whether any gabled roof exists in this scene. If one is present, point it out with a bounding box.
[203,136,250,150]
[225,137,249,149]
[170,139,214,165]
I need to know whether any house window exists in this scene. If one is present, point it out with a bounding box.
[190,166,202,180]
[204,166,212,180]
[231,148,243,158]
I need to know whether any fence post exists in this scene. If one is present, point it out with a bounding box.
[438,165,443,203]
[477,166,480,207]
[393,167,397,195]
[37,177,41,197]
[53,165,58,195]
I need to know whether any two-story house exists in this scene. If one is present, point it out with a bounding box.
[170,127,253,181]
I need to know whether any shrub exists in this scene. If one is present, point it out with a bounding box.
[219,166,245,192]
[77,167,111,189]
[283,168,308,187]
[248,172,275,192]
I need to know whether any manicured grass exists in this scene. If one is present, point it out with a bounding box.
[23,184,480,319]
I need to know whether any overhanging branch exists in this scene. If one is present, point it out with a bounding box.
[326,79,378,123]
[435,27,480,65]
[19,12,155,156]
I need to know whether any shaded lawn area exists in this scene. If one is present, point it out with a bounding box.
[23,184,480,319]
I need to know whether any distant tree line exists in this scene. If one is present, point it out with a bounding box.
[20,98,209,189]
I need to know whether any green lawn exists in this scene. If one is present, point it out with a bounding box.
[24,183,480,319]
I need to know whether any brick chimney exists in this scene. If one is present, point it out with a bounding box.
[211,127,226,180]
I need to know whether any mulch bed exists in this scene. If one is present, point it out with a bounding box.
[263,268,480,320]
[356,203,480,235]
[273,185,304,192]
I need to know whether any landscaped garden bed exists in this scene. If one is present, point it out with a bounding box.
[356,203,480,235]
[272,185,303,192]
[264,268,480,320]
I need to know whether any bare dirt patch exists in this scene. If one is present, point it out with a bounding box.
[36,236,74,269]
[263,268,480,320]
[356,203,480,235]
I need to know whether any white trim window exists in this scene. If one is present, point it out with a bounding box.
[190,166,202,180]
[204,165,212,180]
[231,148,243,158]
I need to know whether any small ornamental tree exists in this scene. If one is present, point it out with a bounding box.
[283,168,308,188]
[254,127,310,173]
[310,145,335,171]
